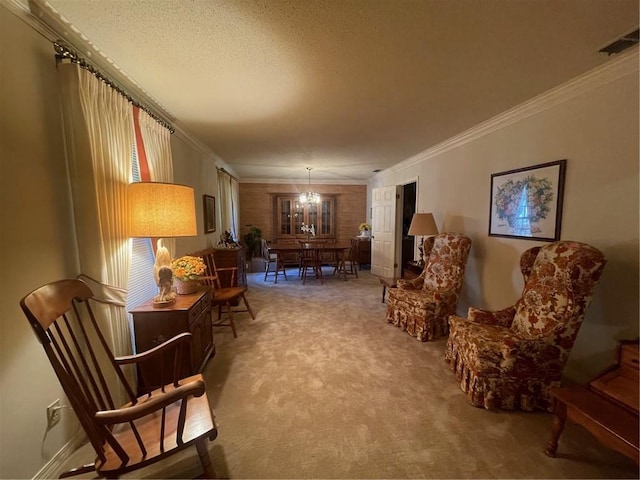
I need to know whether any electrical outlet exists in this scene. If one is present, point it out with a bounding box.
[47,399,61,428]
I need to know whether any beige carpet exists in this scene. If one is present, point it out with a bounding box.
[59,268,638,479]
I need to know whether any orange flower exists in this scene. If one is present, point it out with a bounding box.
[171,256,206,281]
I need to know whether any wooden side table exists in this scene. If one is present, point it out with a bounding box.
[379,277,398,303]
[545,386,639,464]
[130,290,214,394]
[379,263,424,303]
[404,261,423,279]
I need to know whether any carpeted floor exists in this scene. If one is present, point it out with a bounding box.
[60,267,639,479]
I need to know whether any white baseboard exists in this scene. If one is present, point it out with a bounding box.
[33,430,87,480]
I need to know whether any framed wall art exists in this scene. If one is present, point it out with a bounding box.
[203,194,216,233]
[489,159,566,241]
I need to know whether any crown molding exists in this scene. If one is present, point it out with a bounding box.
[383,48,639,176]
[16,0,175,127]
[239,177,368,185]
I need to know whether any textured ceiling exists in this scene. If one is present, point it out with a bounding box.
[40,0,638,182]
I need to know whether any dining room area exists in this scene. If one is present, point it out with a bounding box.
[239,179,371,286]
[262,238,363,285]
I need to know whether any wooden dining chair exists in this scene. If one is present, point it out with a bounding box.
[19,278,218,479]
[298,241,324,285]
[196,249,255,338]
[335,239,359,279]
[262,239,287,283]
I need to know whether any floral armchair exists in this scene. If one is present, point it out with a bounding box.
[445,241,607,412]
[385,233,472,341]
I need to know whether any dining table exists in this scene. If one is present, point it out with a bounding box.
[268,243,350,281]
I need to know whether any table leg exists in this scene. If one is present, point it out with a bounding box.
[545,401,567,457]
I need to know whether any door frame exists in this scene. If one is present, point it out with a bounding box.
[396,176,420,272]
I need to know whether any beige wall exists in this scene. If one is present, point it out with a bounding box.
[172,134,221,256]
[0,7,222,477]
[0,7,80,478]
[370,54,639,382]
[239,183,367,247]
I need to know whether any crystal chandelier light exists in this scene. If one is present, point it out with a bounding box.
[300,167,321,205]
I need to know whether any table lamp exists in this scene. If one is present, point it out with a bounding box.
[128,182,197,305]
[408,212,439,266]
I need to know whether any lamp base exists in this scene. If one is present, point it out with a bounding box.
[418,239,425,265]
[152,297,176,308]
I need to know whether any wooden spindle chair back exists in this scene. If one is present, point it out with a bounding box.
[20,278,218,479]
[189,249,255,338]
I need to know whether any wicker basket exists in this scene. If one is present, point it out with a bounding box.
[174,278,198,295]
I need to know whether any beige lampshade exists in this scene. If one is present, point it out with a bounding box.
[127,182,197,237]
[408,213,439,236]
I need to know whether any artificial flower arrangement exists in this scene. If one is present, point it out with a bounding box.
[171,255,206,281]
[359,223,371,231]
[301,223,316,236]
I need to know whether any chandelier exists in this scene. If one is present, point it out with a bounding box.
[299,167,321,205]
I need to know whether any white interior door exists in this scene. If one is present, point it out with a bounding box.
[371,186,400,277]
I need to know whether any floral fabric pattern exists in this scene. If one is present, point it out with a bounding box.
[445,242,606,411]
[386,233,472,341]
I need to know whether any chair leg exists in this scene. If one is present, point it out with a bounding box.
[226,301,237,338]
[196,437,217,479]
[242,293,255,319]
[264,262,269,281]
[59,464,96,478]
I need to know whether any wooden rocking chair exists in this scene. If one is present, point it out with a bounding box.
[20,278,218,479]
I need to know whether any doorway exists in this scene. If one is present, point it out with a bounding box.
[401,182,416,277]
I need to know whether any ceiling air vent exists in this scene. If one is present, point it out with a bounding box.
[599,27,639,55]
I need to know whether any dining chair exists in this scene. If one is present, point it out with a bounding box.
[335,239,359,279]
[262,239,287,283]
[20,278,218,479]
[298,240,325,285]
[195,248,255,338]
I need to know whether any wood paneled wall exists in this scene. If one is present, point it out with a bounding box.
[239,183,367,246]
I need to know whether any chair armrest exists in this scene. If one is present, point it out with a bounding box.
[499,333,563,373]
[467,306,516,327]
[397,277,424,289]
[114,332,192,365]
[94,380,206,425]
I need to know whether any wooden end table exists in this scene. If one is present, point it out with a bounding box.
[379,277,399,303]
[545,386,639,464]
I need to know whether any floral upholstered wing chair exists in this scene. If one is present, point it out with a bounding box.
[385,233,472,341]
[445,241,607,412]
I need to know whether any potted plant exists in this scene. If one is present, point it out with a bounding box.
[171,255,206,294]
[243,226,263,258]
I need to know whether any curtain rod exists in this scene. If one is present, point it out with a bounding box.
[217,167,239,182]
[54,41,175,134]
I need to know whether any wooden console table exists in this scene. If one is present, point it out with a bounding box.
[130,290,214,394]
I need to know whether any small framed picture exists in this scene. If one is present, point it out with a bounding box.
[203,195,216,233]
[489,160,567,241]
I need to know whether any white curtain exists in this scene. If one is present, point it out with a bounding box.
[58,62,134,390]
[217,169,240,241]
[137,109,176,255]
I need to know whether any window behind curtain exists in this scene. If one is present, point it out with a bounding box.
[125,144,158,351]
